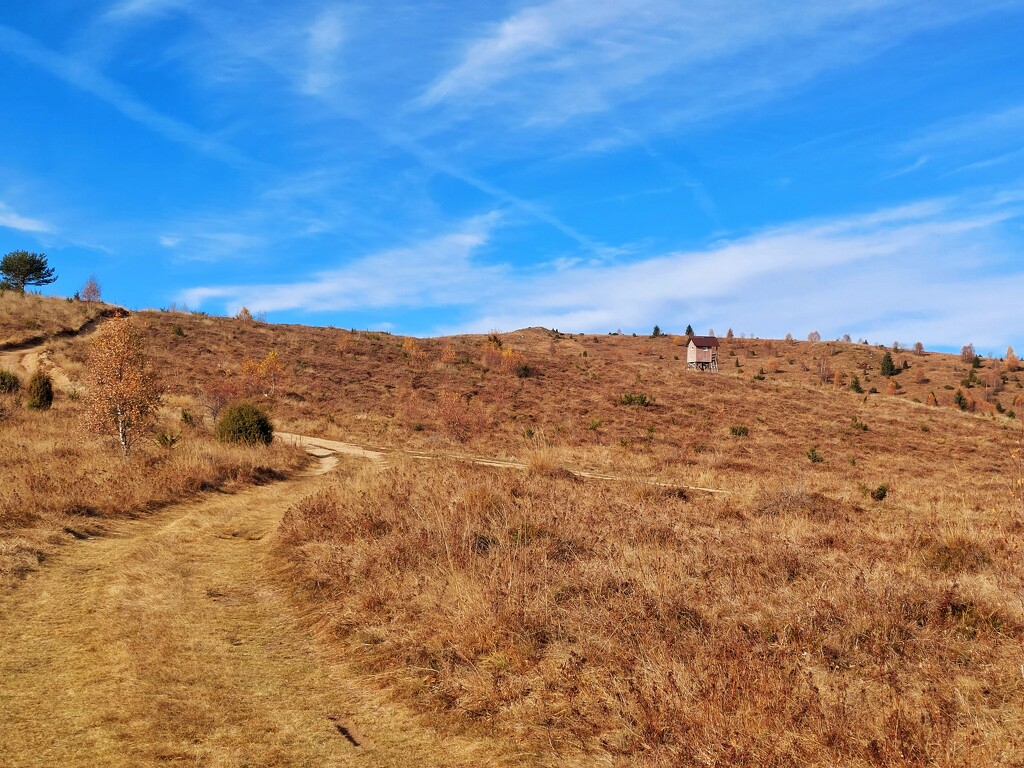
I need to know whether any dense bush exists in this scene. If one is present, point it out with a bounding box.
[216,402,273,445]
[0,369,19,394]
[619,392,652,406]
[26,370,53,410]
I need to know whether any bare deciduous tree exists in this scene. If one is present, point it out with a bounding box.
[818,356,832,384]
[81,274,101,303]
[82,318,161,457]
[807,331,821,343]
[961,343,976,364]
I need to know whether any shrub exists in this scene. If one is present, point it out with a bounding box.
[730,425,749,437]
[619,392,652,407]
[216,402,273,445]
[954,389,969,411]
[871,484,889,501]
[806,445,824,463]
[26,370,53,410]
[155,429,180,448]
[0,369,19,394]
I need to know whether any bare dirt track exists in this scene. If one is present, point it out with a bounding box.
[0,446,549,768]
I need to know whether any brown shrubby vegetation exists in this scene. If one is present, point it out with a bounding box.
[279,455,1024,766]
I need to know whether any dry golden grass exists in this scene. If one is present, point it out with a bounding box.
[0,454,542,768]
[278,453,1024,766]
[0,291,107,347]
[0,395,306,588]
[4,297,1023,765]
[130,312,1022,466]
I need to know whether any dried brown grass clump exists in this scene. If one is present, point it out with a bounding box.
[279,459,1024,766]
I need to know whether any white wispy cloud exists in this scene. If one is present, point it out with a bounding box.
[418,0,1012,132]
[103,0,189,20]
[180,211,503,312]
[0,24,255,169]
[300,8,345,96]
[902,104,1024,152]
[448,194,1023,348]
[883,155,929,179]
[897,103,1024,176]
[0,202,54,234]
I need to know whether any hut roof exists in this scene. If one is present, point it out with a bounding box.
[689,335,720,348]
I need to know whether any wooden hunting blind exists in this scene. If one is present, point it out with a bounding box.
[687,335,719,371]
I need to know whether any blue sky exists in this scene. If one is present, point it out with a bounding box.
[1,1,1022,351]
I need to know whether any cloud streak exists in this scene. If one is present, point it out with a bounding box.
[418,0,1014,134]
[180,212,504,312]
[0,202,54,234]
[300,8,345,96]
[0,24,255,169]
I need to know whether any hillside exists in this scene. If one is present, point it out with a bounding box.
[0,291,109,348]
[110,308,1022,495]
[2,298,1022,766]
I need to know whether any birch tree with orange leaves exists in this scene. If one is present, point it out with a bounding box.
[82,318,162,457]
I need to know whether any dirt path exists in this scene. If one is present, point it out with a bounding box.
[278,432,729,495]
[0,448,548,767]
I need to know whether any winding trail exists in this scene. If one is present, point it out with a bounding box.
[0,447,549,767]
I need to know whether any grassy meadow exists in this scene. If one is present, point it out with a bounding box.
[1,297,1022,764]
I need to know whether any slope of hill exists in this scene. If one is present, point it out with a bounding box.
[0,299,307,588]
[0,292,108,348]
[3,300,1022,765]
[111,308,1021,766]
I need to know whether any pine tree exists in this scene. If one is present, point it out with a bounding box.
[880,351,897,377]
[0,251,57,292]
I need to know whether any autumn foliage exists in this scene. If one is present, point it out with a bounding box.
[1007,346,1020,372]
[82,318,162,457]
